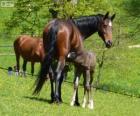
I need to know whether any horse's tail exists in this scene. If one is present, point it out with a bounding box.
[33,23,58,95]
[13,36,20,53]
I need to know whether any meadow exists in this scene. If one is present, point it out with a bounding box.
[0,67,140,116]
[0,1,140,115]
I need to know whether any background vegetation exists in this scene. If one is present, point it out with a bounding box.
[0,0,140,115]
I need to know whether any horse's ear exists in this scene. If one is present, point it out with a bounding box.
[104,12,109,20]
[111,14,116,21]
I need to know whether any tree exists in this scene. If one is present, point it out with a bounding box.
[5,0,115,36]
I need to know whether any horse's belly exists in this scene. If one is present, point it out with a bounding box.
[21,54,41,62]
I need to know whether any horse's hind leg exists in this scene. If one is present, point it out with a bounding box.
[14,40,20,76]
[31,62,35,76]
[14,51,20,76]
[58,70,65,102]
[49,66,55,103]
[55,58,65,103]
[22,60,27,77]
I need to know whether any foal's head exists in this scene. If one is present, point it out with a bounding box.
[98,12,116,48]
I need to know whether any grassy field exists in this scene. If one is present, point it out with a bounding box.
[0,70,140,116]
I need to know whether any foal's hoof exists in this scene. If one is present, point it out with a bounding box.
[87,103,94,110]
[87,100,94,110]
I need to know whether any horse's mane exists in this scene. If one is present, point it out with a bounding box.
[72,14,104,39]
[73,14,103,25]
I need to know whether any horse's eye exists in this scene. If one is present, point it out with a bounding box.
[103,25,107,28]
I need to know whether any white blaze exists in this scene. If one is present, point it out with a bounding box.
[109,21,112,27]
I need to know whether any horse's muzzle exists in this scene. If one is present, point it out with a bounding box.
[105,40,112,48]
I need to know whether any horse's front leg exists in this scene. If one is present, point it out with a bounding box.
[70,67,81,106]
[54,58,65,103]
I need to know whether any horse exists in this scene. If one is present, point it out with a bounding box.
[13,35,45,76]
[33,12,115,103]
[67,51,96,109]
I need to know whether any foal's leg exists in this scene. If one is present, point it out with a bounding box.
[82,74,87,108]
[82,70,93,109]
[82,70,94,109]
[87,70,94,109]
[22,60,27,77]
[31,62,35,76]
[70,67,81,106]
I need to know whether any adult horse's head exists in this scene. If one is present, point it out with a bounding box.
[73,12,116,48]
[98,12,116,48]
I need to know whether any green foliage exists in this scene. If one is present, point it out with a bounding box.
[122,0,140,38]
[5,0,116,35]
[5,0,51,35]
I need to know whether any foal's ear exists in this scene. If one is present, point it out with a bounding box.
[104,12,109,20]
[111,14,116,21]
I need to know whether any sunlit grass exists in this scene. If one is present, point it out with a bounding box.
[0,70,140,116]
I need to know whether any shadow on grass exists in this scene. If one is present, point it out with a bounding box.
[23,96,70,105]
[97,83,140,98]
[23,96,52,104]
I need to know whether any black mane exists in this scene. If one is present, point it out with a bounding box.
[72,14,104,39]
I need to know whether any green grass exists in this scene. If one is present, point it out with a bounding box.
[0,70,140,116]
[97,47,140,97]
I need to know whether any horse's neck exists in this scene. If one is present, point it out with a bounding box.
[73,15,102,39]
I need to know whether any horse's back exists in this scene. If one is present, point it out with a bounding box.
[14,35,44,62]
[43,19,83,56]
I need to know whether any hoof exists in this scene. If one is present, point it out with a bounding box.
[53,97,62,104]
[74,101,80,106]
[70,101,80,106]
[54,100,62,104]
[82,103,86,108]
[87,100,94,110]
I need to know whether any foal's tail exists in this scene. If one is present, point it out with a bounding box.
[33,23,58,95]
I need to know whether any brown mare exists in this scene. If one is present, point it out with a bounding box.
[14,35,45,76]
[33,12,115,103]
[67,51,96,109]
